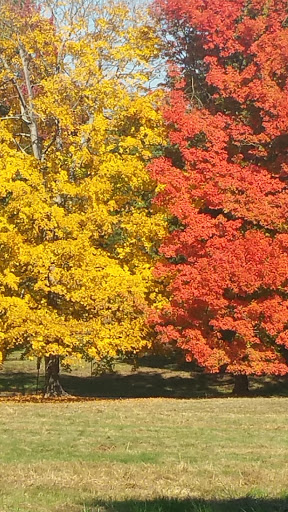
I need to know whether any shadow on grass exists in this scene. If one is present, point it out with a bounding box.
[1,366,288,398]
[61,370,231,398]
[81,497,288,512]
[1,369,226,398]
[61,364,288,398]
[1,355,288,398]
[0,371,44,395]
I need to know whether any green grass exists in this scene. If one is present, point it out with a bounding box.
[0,398,288,511]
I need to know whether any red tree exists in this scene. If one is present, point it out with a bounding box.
[151,0,288,393]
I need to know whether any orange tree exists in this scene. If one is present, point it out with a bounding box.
[151,0,288,393]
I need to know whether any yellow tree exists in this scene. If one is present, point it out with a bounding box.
[0,0,166,394]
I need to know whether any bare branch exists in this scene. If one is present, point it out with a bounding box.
[12,137,28,154]
[0,116,22,121]
[0,55,27,112]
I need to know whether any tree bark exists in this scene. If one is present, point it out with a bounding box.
[232,374,249,396]
[44,355,68,397]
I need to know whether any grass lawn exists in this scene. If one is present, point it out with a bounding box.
[0,397,288,512]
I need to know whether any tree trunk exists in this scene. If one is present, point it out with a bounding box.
[18,43,42,161]
[232,374,249,396]
[44,355,67,397]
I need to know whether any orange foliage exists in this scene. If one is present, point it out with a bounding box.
[151,0,288,375]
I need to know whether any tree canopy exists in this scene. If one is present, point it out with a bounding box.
[151,0,288,379]
[0,0,166,390]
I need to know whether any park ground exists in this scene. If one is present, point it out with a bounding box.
[0,355,288,512]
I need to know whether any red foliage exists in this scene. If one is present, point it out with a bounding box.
[151,0,288,375]
[9,0,40,17]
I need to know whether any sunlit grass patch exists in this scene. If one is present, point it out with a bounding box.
[0,398,288,511]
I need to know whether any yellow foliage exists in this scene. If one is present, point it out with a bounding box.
[0,0,167,366]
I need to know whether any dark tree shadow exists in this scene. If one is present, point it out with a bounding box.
[81,497,288,512]
[60,370,231,398]
[0,371,44,395]
[0,355,288,398]
[60,363,288,399]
